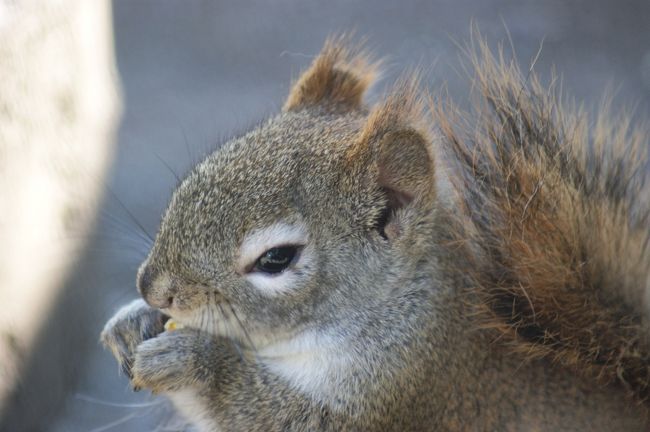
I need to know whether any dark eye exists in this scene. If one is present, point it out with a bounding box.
[253,246,298,274]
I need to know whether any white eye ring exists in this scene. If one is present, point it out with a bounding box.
[238,222,312,296]
[238,222,308,272]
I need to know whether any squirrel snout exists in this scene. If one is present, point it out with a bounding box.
[137,264,174,309]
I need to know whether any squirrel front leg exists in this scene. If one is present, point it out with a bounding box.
[132,329,344,431]
[100,299,167,379]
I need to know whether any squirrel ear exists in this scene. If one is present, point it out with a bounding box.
[347,78,435,239]
[283,36,378,112]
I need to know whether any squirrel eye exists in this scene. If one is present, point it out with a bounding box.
[253,246,299,274]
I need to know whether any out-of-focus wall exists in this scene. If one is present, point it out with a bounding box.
[0,0,119,424]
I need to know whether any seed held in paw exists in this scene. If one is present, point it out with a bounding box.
[164,319,184,332]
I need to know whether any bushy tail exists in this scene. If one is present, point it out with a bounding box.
[436,39,650,402]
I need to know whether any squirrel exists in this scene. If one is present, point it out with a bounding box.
[101,36,650,431]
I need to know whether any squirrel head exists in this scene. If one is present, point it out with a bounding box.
[136,37,438,349]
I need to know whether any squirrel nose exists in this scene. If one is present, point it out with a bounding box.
[137,264,174,309]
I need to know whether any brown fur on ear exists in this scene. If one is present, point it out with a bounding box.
[348,75,434,202]
[437,37,650,404]
[283,35,378,112]
[344,76,435,242]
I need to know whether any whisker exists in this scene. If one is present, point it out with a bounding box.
[227,303,257,354]
[216,302,229,334]
[75,393,163,409]
[153,151,181,183]
[105,186,155,244]
[210,294,218,335]
[181,127,195,167]
[206,295,213,334]
[100,209,153,248]
[200,303,206,332]
[218,302,244,361]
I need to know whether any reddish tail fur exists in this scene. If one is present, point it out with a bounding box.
[436,39,650,403]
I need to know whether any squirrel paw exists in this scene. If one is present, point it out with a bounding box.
[100,299,167,379]
[131,328,206,393]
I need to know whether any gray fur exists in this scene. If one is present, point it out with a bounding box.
[101,39,649,431]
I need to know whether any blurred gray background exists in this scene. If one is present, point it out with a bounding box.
[2,0,649,431]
